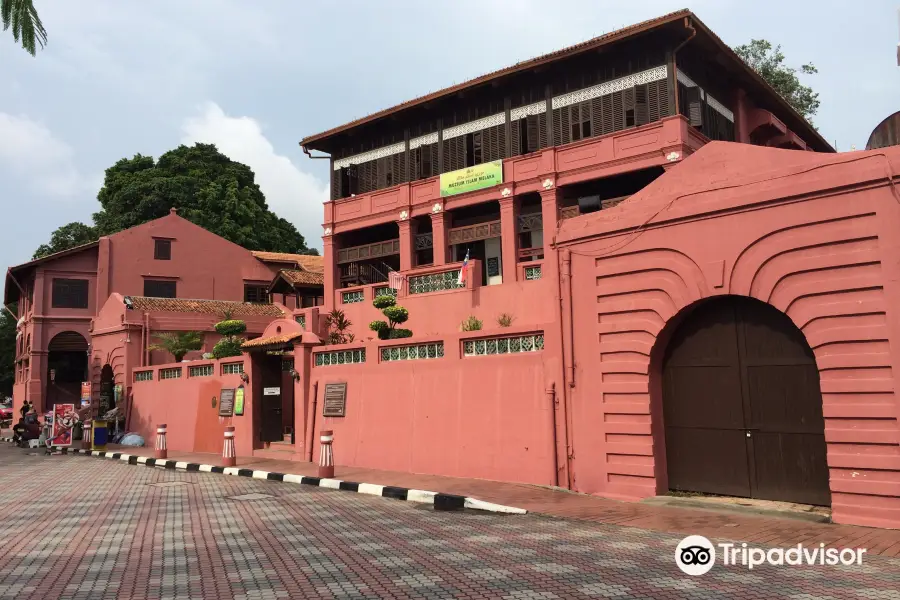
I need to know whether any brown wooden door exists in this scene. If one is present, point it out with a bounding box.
[662,297,831,506]
[259,357,283,443]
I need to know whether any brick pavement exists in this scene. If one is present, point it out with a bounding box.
[1,443,899,599]
[91,442,900,558]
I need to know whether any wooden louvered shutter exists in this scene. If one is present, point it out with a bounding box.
[648,81,660,123]
[611,91,624,131]
[510,119,521,156]
[538,112,548,149]
[570,104,580,140]
[526,115,540,152]
[635,85,649,126]
[686,86,703,127]
[331,168,341,200]
[623,88,635,128]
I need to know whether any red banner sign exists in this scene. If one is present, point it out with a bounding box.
[50,403,76,447]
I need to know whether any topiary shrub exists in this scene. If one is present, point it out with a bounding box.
[212,336,243,359]
[215,319,247,336]
[368,294,413,340]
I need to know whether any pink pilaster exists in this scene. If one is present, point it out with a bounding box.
[322,234,338,311]
[431,211,449,265]
[499,197,518,283]
[398,219,415,271]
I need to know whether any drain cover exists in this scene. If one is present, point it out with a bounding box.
[148,481,190,488]
[227,493,274,501]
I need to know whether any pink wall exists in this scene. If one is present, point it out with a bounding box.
[104,211,277,301]
[129,358,251,455]
[308,327,559,486]
[556,142,900,529]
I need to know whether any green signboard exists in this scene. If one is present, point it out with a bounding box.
[439,160,503,197]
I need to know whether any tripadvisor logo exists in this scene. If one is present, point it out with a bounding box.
[675,535,867,575]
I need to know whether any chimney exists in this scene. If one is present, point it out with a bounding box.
[169,207,178,215]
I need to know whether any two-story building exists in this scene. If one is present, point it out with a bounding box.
[4,208,323,414]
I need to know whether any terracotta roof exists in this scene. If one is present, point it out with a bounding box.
[279,269,324,286]
[241,332,302,350]
[127,296,285,317]
[8,240,100,273]
[251,251,324,272]
[299,9,830,153]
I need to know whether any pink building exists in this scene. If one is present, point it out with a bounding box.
[4,209,322,415]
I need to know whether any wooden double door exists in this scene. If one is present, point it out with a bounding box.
[662,297,831,506]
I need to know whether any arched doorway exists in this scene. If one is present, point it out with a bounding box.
[99,365,115,415]
[661,296,831,506]
[47,331,89,412]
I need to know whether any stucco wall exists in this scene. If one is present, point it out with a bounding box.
[309,329,559,486]
[557,142,900,529]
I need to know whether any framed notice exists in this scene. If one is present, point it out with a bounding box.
[234,387,245,416]
[486,256,500,278]
[322,383,347,417]
[219,388,236,417]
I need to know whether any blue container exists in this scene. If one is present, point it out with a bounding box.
[92,420,108,450]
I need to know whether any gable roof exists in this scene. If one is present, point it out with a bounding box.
[126,296,286,317]
[276,269,324,287]
[252,251,324,273]
[299,9,830,153]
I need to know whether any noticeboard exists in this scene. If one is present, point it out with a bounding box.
[234,387,245,416]
[219,388,236,417]
[322,383,347,417]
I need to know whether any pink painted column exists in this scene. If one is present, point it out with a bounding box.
[431,211,449,265]
[397,218,415,271]
[733,88,751,144]
[540,187,560,275]
[322,233,338,311]
[499,196,518,283]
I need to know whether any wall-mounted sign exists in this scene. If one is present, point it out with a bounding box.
[322,383,347,417]
[219,388,235,417]
[80,382,92,408]
[486,256,501,278]
[263,387,281,396]
[234,387,245,416]
[439,160,503,197]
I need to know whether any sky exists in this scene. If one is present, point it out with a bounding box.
[1,0,898,275]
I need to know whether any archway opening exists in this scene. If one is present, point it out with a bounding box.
[47,331,89,412]
[661,296,831,506]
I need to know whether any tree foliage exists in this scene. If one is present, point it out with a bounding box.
[33,143,316,259]
[32,222,98,259]
[0,305,16,397]
[2,0,47,56]
[733,39,820,121]
[148,331,204,363]
[212,336,243,359]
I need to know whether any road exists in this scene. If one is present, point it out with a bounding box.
[0,443,898,599]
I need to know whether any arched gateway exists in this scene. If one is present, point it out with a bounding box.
[661,296,831,506]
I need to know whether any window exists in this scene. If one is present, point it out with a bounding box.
[244,284,269,304]
[464,132,483,167]
[154,239,172,260]
[222,362,244,375]
[339,165,359,197]
[143,279,176,298]
[159,367,182,380]
[134,370,153,382]
[51,278,89,309]
[189,365,213,377]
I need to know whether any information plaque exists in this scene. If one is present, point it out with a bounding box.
[322,383,347,417]
[219,388,236,417]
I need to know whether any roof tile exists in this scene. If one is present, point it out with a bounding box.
[241,332,303,349]
[128,296,285,317]
[252,251,324,273]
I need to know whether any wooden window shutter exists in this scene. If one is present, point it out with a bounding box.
[538,112,548,149]
[331,168,341,200]
[526,115,540,152]
[510,119,521,156]
[635,85,649,126]
[552,108,564,146]
[686,86,703,127]
[648,81,660,123]
[611,90,624,131]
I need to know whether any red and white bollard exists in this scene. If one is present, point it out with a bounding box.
[81,421,92,450]
[318,430,334,479]
[222,426,236,467]
[155,423,168,460]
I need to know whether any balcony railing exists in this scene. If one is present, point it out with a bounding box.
[448,220,501,245]
[340,262,390,286]
[337,239,400,264]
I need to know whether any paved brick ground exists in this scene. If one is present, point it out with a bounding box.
[1,444,898,599]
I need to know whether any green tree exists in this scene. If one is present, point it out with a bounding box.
[93,143,312,253]
[32,222,97,259]
[0,305,16,397]
[148,331,204,363]
[733,39,820,121]
[33,143,316,258]
[2,0,46,56]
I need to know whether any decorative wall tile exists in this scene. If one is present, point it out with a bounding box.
[442,113,506,140]
[551,65,668,110]
[315,348,366,367]
[408,270,462,294]
[188,365,214,377]
[295,314,306,328]
[463,333,545,356]
[342,290,365,304]
[134,370,153,382]
[409,132,439,149]
[510,101,547,120]
[380,342,444,362]
[524,266,542,280]
[159,367,182,380]
[222,362,244,375]
[333,142,406,170]
[374,286,397,298]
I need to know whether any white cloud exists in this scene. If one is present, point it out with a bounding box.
[0,112,98,198]
[181,102,327,250]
